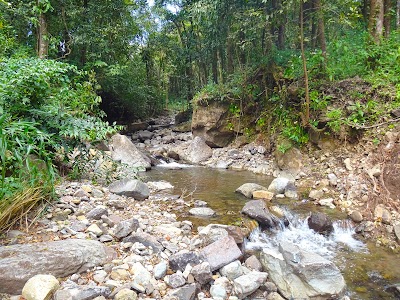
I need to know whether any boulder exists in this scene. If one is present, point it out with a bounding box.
[87,206,108,220]
[394,224,400,242]
[165,274,186,288]
[275,147,305,175]
[53,283,111,300]
[191,262,213,285]
[349,210,363,223]
[260,241,346,299]
[113,218,140,240]
[241,200,280,228]
[189,207,216,217]
[197,224,245,245]
[109,134,151,170]
[268,177,290,195]
[114,288,137,300]
[108,179,150,200]
[131,262,152,288]
[186,136,213,163]
[169,251,202,272]
[308,212,334,235]
[245,255,262,271]
[0,239,114,294]
[210,284,228,299]
[233,271,269,299]
[22,274,60,300]
[191,99,234,148]
[284,182,298,199]
[137,130,154,141]
[236,183,268,198]
[165,283,198,300]
[200,235,242,271]
[122,232,163,253]
[220,260,244,280]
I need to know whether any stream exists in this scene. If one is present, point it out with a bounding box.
[145,164,400,299]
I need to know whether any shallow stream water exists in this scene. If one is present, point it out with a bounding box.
[146,164,400,299]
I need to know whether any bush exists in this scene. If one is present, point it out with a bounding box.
[0,57,119,203]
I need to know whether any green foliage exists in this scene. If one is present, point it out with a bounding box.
[326,108,343,132]
[0,114,55,199]
[0,58,119,145]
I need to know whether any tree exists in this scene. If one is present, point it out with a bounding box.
[369,0,384,43]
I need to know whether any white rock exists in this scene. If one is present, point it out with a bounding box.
[114,288,137,300]
[22,274,60,300]
[210,284,227,300]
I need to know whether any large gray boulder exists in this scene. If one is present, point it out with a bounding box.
[191,99,234,148]
[241,200,280,228]
[200,235,242,271]
[186,136,213,163]
[109,134,151,170]
[0,239,114,294]
[260,241,346,299]
[236,183,268,198]
[108,179,150,200]
[308,212,334,235]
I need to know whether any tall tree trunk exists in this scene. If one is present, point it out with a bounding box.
[300,0,310,127]
[277,24,285,50]
[80,0,89,65]
[37,12,48,59]
[212,49,218,83]
[369,0,384,43]
[397,0,400,29]
[315,0,327,68]
[238,30,246,67]
[383,0,391,37]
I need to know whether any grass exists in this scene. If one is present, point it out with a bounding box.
[0,186,48,232]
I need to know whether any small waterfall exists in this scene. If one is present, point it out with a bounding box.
[245,209,367,260]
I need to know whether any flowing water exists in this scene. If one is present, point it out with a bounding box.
[146,164,400,299]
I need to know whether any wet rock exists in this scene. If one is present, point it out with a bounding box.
[220,260,244,280]
[123,232,163,253]
[187,136,213,163]
[165,273,186,288]
[147,181,174,191]
[108,179,150,201]
[0,239,114,294]
[169,251,202,272]
[154,261,168,279]
[189,207,216,217]
[22,274,60,300]
[260,241,346,300]
[167,150,180,161]
[113,218,140,240]
[138,130,154,141]
[165,283,198,300]
[374,204,392,224]
[309,189,324,200]
[233,271,268,299]
[200,235,242,271]
[114,288,137,300]
[268,177,290,194]
[284,182,298,199]
[109,134,151,170]
[194,200,208,207]
[318,198,335,209]
[241,200,279,228]
[236,183,268,198]
[308,212,334,235]
[197,224,245,245]
[350,210,363,223]
[87,206,108,220]
[191,262,212,285]
[252,190,274,201]
[245,255,262,271]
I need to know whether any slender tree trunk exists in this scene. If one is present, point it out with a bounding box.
[383,0,391,37]
[37,12,48,59]
[238,30,246,67]
[277,24,285,50]
[315,0,327,68]
[369,0,384,43]
[300,0,310,127]
[227,36,234,75]
[212,49,218,83]
[397,0,400,29]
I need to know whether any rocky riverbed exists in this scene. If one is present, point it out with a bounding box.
[0,114,399,300]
